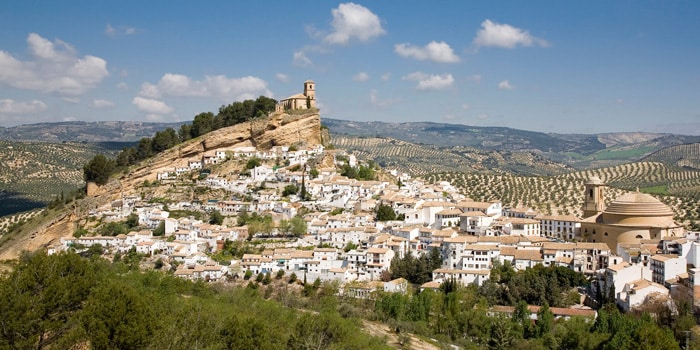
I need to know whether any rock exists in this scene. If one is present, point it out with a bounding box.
[94,112,322,198]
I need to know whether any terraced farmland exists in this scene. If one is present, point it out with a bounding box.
[332,136,474,175]
[424,161,700,224]
[332,136,571,176]
[643,142,700,170]
[0,141,124,216]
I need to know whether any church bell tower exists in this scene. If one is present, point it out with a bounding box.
[303,80,316,108]
[582,176,606,218]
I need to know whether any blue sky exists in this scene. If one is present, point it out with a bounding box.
[0,1,699,134]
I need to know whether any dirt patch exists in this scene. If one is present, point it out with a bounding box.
[361,319,440,350]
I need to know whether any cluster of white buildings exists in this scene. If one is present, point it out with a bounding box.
[59,143,700,313]
[156,145,325,181]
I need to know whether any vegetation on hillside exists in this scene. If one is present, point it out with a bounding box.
[0,140,126,216]
[325,118,700,170]
[425,161,700,226]
[3,250,696,350]
[323,118,609,154]
[643,142,700,170]
[332,136,571,176]
[0,252,390,350]
[83,96,277,185]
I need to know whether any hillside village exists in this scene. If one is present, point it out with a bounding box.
[50,137,700,317]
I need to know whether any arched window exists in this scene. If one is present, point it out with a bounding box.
[604,232,608,236]
[635,235,643,239]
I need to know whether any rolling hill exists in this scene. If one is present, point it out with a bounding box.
[642,142,700,170]
[323,118,700,169]
[0,140,129,216]
[0,120,187,142]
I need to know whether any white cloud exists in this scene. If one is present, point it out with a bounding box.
[105,24,116,37]
[116,82,128,90]
[292,45,328,68]
[132,97,173,114]
[324,3,385,45]
[293,50,313,67]
[276,73,290,83]
[62,97,80,104]
[105,24,136,37]
[616,98,624,104]
[139,82,160,98]
[0,99,48,114]
[93,99,115,109]
[353,72,369,82]
[381,73,391,81]
[402,72,455,90]
[498,80,514,90]
[469,75,482,84]
[0,33,109,96]
[473,19,549,49]
[139,73,272,102]
[204,75,272,101]
[462,104,470,110]
[369,89,400,107]
[394,41,460,63]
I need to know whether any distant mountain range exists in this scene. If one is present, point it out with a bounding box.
[0,121,187,142]
[323,118,700,153]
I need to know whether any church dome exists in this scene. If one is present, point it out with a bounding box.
[602,192,675,226]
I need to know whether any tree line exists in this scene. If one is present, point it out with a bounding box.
[371,276,686,349]
[84,96,277,185]
[2,250,696,349]
[0,251,389,350]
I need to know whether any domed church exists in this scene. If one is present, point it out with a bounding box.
[579,176,685,250]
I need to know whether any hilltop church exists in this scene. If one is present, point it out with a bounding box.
[275,80,316,113]
[579,176,685,250]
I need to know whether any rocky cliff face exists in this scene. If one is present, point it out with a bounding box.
[91,111,322,199]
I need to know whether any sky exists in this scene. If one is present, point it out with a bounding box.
[0,1,699,135]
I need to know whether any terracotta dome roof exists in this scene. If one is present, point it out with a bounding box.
[604,192,674,217]
[601,192,676,227]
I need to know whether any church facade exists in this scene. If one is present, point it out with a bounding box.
[276,80,316,112]
[579,176,685,250]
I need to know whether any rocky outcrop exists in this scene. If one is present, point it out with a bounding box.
[91,111,322,199]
